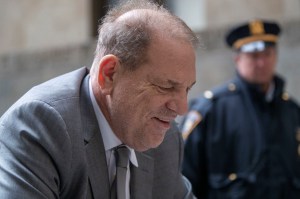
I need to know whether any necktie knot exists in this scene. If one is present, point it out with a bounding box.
[115,145,130,168]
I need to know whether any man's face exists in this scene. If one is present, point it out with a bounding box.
[109,38,196,151]
[235,47,277,85]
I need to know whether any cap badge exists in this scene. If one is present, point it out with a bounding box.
[249,20,265,35]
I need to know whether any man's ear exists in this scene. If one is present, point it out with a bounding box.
[97,55,119,94]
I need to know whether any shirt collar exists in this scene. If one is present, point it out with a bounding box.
[88,78,138,167]
[265,81,275,102]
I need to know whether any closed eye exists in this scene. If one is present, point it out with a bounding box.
[155,85,174,93]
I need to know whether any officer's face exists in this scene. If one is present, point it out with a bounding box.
[235,47,277,87]
[108,36,196,152]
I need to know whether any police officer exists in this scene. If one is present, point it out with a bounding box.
[180,19,300,199]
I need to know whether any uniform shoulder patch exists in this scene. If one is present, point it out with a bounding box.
[181,110,202,140]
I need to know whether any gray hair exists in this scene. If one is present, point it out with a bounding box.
[93,0,199,71]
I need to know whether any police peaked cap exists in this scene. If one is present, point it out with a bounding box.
[225,19,281,52]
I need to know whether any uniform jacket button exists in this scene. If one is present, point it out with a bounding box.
[228,173,237,181]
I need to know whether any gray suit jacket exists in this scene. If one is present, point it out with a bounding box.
[0,67,195,199]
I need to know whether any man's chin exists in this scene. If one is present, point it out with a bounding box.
[138,137,165,152]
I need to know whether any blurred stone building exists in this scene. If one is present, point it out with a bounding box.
[1,0,300,114]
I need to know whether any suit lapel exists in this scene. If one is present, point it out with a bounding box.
[80,74,110,199]
[130,151,154,199]
[85,132,110,198]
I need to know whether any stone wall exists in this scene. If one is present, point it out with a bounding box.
[0,42,95,114]
[167,0,300,31]
[0,0,90,55]
[206,0,300,29]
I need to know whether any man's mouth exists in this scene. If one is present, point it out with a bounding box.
[153,117,174,129]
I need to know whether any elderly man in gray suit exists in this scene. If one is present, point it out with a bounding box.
[0,0,199,198]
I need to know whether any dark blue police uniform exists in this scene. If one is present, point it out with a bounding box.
[181,74,300,199]
[180,19,300,199]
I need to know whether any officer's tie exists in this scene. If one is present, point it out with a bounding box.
[111,145,130,199]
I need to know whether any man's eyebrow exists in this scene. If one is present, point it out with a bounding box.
[167,79,196,89]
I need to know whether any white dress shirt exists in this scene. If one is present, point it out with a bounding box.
[89,79,138,199]
[265,81,275,102]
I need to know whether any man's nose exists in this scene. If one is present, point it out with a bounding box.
[166,92,188,116]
